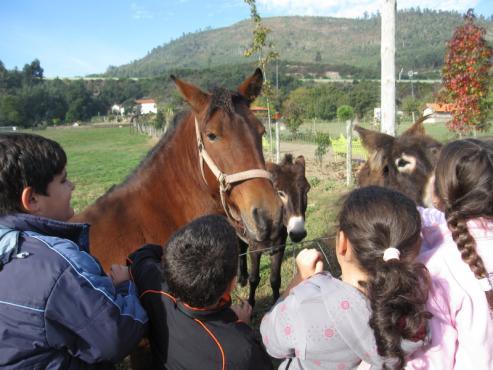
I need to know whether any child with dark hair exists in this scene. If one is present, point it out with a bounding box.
[0,133,148,369]
[261,186,431,370]
[128,214,273,370]
[407,138,493,369]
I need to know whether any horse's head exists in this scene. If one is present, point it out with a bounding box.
[355,117,442,207]
[171,69,282,242]
[268,154,310,243]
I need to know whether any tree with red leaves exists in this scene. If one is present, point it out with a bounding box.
[442,9,492,134]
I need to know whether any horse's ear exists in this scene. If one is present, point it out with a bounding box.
[171,75,210,113]
[354,125,394,153]
[238,68,264,104]
[402,114,430,136]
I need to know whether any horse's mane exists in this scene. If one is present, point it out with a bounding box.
[97,88,247,200]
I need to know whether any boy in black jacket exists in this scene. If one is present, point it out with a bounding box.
[128,215,273,370]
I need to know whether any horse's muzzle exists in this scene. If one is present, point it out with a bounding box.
[248,206,282,242]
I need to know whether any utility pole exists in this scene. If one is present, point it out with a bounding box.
[275,59,280,163]
[380,0,396,136]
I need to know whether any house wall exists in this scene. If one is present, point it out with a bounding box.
[140,103,157,114]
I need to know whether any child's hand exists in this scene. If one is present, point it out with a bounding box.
[296,248,324,280]
[231,298,252,324]
[109,264,130,285]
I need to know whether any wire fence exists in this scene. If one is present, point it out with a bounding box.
[240,235,342,280]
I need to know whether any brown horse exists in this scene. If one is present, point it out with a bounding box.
[355,116,442,207]
[238,154,310,306]
[73,69,283,270]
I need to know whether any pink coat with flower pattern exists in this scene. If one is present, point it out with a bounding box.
[260,272,426,370]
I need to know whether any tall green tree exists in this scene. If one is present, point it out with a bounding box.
[22,59,44,86]
[441,9,492,133]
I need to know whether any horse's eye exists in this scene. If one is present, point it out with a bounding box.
[206,132,217,142]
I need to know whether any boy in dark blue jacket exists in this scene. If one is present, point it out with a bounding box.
[0,133,148,370]
[128,215,273,370]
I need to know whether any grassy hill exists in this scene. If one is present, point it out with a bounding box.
[103,9,493,79]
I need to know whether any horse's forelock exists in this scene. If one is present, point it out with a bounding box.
[205,88,248,122]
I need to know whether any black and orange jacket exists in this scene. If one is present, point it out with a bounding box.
[128,244,273,370]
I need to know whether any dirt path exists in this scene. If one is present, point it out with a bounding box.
[263,141,366,182]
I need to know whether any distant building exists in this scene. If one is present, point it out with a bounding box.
[423,103,455,124]
[250,106,268,114]
[111,104,125,115]
[135,99,157,114]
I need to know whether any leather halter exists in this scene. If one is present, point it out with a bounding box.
[194,117,273,238]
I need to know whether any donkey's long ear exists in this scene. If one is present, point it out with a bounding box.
[354,125,394,153]
[171,75,210,113]
[403,114,429,136]
[238,68,264,104]
[295,155,305,168]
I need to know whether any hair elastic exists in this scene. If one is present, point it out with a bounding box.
[478,277,493,292]
[383,247,400,262]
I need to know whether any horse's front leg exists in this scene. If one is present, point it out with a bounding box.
[237,239,249,287]
[248,247,262,307]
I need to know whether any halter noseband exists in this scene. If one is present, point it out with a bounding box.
[194,117,273,238]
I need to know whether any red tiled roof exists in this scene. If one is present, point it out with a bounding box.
[426,103,455,113]
[135,99,156,104]
[250,106,268,111]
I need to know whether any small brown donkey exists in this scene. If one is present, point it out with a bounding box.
[355,116,442,207]
[238,154,311,306]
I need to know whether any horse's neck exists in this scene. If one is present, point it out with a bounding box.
[131,115,219,212]
[79,114,220,223]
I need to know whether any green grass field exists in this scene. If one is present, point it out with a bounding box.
[287,117,493,144]
[38,127,153,212]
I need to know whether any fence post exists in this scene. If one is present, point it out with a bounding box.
[346,120,353,187]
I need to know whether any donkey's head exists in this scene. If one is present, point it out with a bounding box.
[355,117,442,207]
[268,154,310,242]
[172,69,282,242]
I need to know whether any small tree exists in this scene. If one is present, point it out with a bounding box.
[314,132,331,168]
[337,105,355,122]
[441,9,493,134]
[244,0,279,160]
[154,110,165,129]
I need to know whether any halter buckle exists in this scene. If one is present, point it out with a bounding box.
[218,173,231,192]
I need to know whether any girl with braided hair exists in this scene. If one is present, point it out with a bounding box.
[260,186,431,370]
[408,139,493,370]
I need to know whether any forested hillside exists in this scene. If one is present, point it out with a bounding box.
[102,9,493,79]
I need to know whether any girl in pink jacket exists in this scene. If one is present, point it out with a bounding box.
[408,139,493,370]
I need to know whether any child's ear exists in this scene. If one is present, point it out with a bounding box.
[336,230,352,262]
[21,187,41,214]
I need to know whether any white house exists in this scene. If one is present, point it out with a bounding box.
[111,104,125,115]
[423,103,454,124]
[135,98,157,114]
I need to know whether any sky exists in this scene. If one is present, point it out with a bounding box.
[1,0,492,78]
